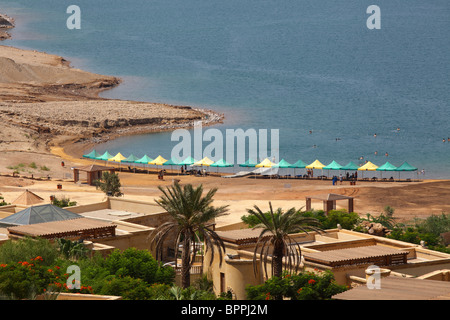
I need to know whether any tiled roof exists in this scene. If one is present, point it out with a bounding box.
[333,276,450,300]
[7,217,116,239]
[216,228,266,245]
[303,245,408,267]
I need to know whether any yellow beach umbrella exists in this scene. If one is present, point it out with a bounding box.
[108,152,127,171]
[306,159,326,169]
[193,157,214,166]
[255,158,276,168]
[358,161,378,171]
[149,155,168,166]
[108,152,127,162]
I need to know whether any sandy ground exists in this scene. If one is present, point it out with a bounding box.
[2,152,450,228]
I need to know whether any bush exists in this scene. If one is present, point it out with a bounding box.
[246,270,348,300]
[0,237,60,265]
[241,208,359,231]
[0,256,92,299]
[100,248,175,285]
[51,196,77,208]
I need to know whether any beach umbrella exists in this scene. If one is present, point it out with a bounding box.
[376,162,397,171]
[306,159,326,169]
[193,157,215,167]
[255,158,275,168]
[306,159,326,178]
[376,161,398,179]
[135,155,154,173]
[358,161,378,179]
[341,161,359,171]
[179,156,197,166]
[273,159,293,177]
[288,159,307,177]
[123,154,140,163]
[394,161,418,180]
[164,156,181,166]
[108,152,128,171]
[289,159,307,168]
[323,160,343,178]
[239,159,257,167]
[323,160,343,170]
[149,155,168,166]
[210,158,234,173]
[123,154,141,172]
[210,158,233,167]
[82,149,101,160]
[274,159,292,168]
[135,155,153,164]
[358,161,378,171]
[96,151,113,166]
[108,152,127,162]
[163,156,182,174]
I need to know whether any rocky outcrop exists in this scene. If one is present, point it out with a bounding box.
[0,13,15,41]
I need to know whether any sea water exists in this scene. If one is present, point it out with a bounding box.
[2,0,449,178]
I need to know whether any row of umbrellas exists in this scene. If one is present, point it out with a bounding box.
[83,149,418,172]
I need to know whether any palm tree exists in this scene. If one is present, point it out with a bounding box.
[247,202,323,281]
[151,183,229,288]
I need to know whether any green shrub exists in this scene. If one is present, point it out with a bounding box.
[241,208,358,231]
[0,237,60,265]
[51,196,77,208]
[100,248,175,285]
[246,270,348,300]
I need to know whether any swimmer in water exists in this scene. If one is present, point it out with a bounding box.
[374,133,377,138]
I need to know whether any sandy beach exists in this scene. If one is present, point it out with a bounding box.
[1,14,450,229]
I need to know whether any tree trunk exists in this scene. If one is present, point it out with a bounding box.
[181,237,191,289]
[272,241,284,300]
[272,242,284,278]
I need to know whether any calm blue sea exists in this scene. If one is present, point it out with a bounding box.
[2,0,450,178]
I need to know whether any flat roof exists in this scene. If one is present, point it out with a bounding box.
[333,276,450,300]
[78,209,145,221]
[305,193,353,201]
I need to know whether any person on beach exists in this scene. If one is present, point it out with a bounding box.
[339,174,343,185]
[332,176,338,185]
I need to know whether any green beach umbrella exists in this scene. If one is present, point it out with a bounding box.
[239,159,257,167]
[123,154,140,163]
[376,161,398,179]
[135,155,154,173]
[376,162,398,171]
[96,151,113,161]
[163,156,182,173]
[289,159,307,177]
[289,159,307,168]
[179,156,197,166]
[394,162,417,172]
[83,149,101,159]
[96,151,113,166]
[341,161,359,171]
[323,160,343,170]
[210,159,234,167]
[394,161,418,180]
[135,155,154,164]
[164,157,181,166]
[274,159,292,168]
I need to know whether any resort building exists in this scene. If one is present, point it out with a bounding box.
[206,227,450,300]
[2,196,450,299]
